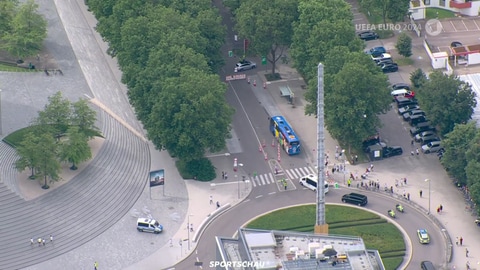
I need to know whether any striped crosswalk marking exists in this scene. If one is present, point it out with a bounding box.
[251,167,317,187]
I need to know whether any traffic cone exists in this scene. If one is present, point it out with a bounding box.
[253,80,256,86]
[264,152,268,160]
[247,77,250,84]
[263,82,266,89]
[271,139,275,147]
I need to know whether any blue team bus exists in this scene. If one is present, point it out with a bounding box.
[269,115,301,155]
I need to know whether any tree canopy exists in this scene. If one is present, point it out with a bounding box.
[359,0,410,25]
[235,0,299,74]
[415,71,476,135]
[1,0,47,59]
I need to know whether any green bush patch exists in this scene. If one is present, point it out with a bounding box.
[176,157,216,181]
[265,73,282,81]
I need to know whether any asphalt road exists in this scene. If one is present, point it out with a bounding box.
[175,187,444,269]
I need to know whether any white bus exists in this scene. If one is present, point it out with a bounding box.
[299,174,329,193]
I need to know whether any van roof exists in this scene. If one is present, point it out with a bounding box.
[300,174,318,181]
[391,89,408,95]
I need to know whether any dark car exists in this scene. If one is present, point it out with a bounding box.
[396,97,418,108]
[362,135,381,152]
[410,123,435,136]
[398,104,420,115]
[366,46,386,56]
[234,60,256,72]
[358,30,379,41]
[391,83,411,91]
[402,109,426,121]
[381,63,398,73]
[410,115,428,126]
[451,41,463,48]
[341,193,368,206]
[383,146,403,158]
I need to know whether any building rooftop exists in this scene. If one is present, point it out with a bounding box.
[215,228,384,270]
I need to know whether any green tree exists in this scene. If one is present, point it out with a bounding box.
[0,0,17,39]
[395,32,412,58]
[235,0,298,74]
[416,71,476,135]
[35,133,61,189]
[15,132,41,179]
[410,68,427,88]
[386,0,410,23]
[441,122,477,185]
[2,0,47,59]
[60,126,92,170]
[147,67,234,161]
[36,92,72,137]
[360,0,409,25]
[71,99,98,138]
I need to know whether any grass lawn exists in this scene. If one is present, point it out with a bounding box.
[396,57,415,66]
[0,63,33,72]
[246,204,405,270]
[426,8,456,19]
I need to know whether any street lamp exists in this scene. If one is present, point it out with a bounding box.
[238,163,244,199]
[187,214,193,250]
[342,149,346,184]
[425,179,431,214]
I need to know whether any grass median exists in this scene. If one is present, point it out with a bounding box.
[245,204,405,269]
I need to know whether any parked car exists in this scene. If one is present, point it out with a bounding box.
[410,123,435,136]
[421,135,440,145]
[403,109,426,121]
[383,146,403,157]
[366,46,386,56]
[421,141,442,153]
[371,53,392,62]
[409,115,428,126]
[391,82,411,91]
[358,30,379,41]
[234,60,256,72]
[391,89,415,100]
[396,97,418,108]
[381,63,398,73]
[451,41,463,48]
[414,131,437,142]
[398,104,420,115]
[376,58,394,66]
[362,135,381,152]
[417,229,430,244]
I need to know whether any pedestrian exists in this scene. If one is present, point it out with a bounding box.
[440,204,443,212]
[224,172,228,180]
[410,150,414,156]
[190,224,194,232]
[355,155,358,163]
[50,235,53,242]
[94,261,98,270]
[437,207,440,214]
[460,236,463,245]
[466,261,470,270]
[283,179,287,190]
[169,238,173,247]
[37,238,42,246]
[404,178,407,185]
[209,195,213,205]
[416,148,420,155]
[216,201,220,209]
[347,179,351,187]
[42,238,46,246]
[370,164,374,171]
[275,165,278,174]
[419,190,423,198]
[351,155,354,164]
[456,237,459,245]
[30,238,34,245]
[222,171,225,179]
[411,139,414,146]
[466,248,469,257]
[407,193,410,201]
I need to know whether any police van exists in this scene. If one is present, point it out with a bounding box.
[137,218,163,234]
[299,174,329,193]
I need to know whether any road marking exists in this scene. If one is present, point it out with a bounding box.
[474,20,480,30]
[450,21,457,32]
[268,192,276,195]
[255,195,263,199]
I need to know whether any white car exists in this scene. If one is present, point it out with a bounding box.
[421,141,442,154]
[234,60,256,72]
[371,53,392,62]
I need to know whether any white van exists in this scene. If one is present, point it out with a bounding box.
[137,218,163,234]
[391,89,415,100]
[299,174,329,193]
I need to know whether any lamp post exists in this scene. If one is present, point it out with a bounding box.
[238,163,244,199]
[425,179,431,214]
[187,214,193,250]
[342,149,346,184]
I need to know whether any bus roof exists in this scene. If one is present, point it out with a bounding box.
[272,116,299,141]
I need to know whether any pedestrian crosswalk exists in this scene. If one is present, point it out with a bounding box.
[251,166,316,187]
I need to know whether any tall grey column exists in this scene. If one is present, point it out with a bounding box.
[315,63,328,233]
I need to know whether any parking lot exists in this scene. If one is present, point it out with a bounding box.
[440,17,480,33]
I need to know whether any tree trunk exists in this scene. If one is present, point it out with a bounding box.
[270,48,276,75]
[42,175,49,189]
[29,167,35,179]
[70,163,77,170]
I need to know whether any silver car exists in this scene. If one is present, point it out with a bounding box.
[421,141,442,154]
[234,60,256,72]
